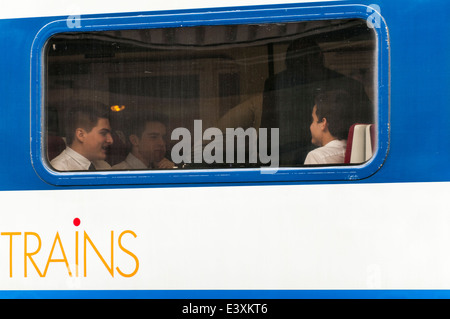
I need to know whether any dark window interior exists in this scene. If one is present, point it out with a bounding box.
[45,19,376,171]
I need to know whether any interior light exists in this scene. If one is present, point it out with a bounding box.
[111,105,126,112]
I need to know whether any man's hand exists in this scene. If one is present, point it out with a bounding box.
[155,157,176,169]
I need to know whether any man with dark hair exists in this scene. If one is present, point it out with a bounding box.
[50,102,113,171]
[304,90,357,165]
[261,37,372,165]
[112,112,175,170]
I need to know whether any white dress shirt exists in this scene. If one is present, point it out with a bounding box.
[50,147,111,171]
[304,139,347,165]
[111,153,147,170]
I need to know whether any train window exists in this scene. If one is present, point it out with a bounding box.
[44,18,377,173]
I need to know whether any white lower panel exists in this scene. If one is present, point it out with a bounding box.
[0,182,449,290]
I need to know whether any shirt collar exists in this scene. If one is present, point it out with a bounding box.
[126,153,148,169]
[324,139,347,148]
[65,147,92,170]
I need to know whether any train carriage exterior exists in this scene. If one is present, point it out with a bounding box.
[0,0,449,301]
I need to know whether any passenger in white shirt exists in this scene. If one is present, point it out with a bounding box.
[304,90,356,165]
[50,102,113,171]
[112,112,175,170]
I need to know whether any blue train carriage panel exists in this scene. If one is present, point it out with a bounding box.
[0,0,449,298]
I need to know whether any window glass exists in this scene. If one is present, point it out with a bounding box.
[45,18,376,172]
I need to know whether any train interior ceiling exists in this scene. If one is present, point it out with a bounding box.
[45,18,377,168]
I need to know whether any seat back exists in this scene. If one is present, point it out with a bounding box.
[47,135,66,161]
[106,130,129,166]
[344,124,375,164]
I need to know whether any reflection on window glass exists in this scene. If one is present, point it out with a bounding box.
[45,19,376,172]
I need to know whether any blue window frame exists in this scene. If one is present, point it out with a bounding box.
[30,3,389,186]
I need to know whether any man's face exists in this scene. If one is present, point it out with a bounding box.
[81,118,113,161]
[136,121,167,165]
[310,105,324,146]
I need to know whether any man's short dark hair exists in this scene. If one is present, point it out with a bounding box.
[64,101,110,146]
[125,111,168,139]
[314,90,359,140]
